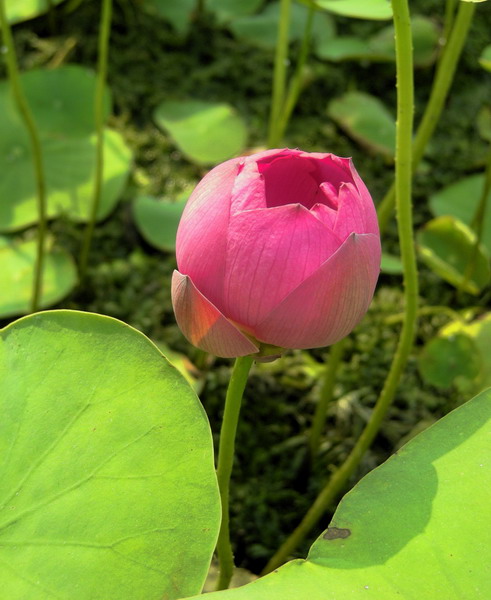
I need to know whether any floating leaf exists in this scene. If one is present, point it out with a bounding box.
[428,174,491,254]
[327,91,395,157]
[133,190,189,252]
[476,106,491,142]
[5,0,65,24]
[207,0,264,23]
[314,0,392,20]
[418,332,482,389]
[0,235,77,318]
[380,252,403,274]
[417,216,491,295]
[478,44,491,71]
[438,313,491,395]
[188,390,491,600]
[228,1,335,51]
[316,16,438,67]
[143,0,196,34]
[154,100,247,165]
[0,66,132,232]
[0,310,220,599]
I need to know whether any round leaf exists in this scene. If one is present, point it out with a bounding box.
[5,0,66,24]
[429,174,491,254]
[0,235,77,318]
[143,0,196,34]
[191,389,491,599]
[417,216,491,295]
[380,252,403,274]
[154,100,248,165]
[0,66,132,232]
[328,91,395,158]
[418,332,482,389]
[133,191,189,252]
[314,0,392,20]
[479,44,491,71]
[228,2,335,51]
[0,310,220,599]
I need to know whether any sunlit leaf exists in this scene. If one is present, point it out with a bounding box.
[418,332,482,389]
[187,390,491,599]
[428,174,491,254]
[143,0,196,34]
[154,100,247,165]
[133,190,189,252]
[0,66,132,232]
[478,44,491,71]
[5,0,65,23]
[380,252,403,274]
[207,0,264,23]
[228,1,335,50]
[417,216,491,295]
[328,91,395,157]
[0,235,77,318]
[0,310,220,599]
[313,0,392,20]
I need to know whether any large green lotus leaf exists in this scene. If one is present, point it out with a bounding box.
[133,191,189,252]
[0,235,77,318]
[228,1,335,51]
[189,389,491,600]
[143,0,196,34]
[479,44,491,71]
[317,16,438,67]
[314,0,392,20]
[417,216,491,295]
[429,174,491,254]
[207,0,264,23]
[418,332,482,389]
[0,310,220,599]
[5,0,66,24]
[0,66,131,232]
[154,100,247,165]
[380,252,403,274]
[328,91,395,158]
[0,130,131,232]
[439,314,491,395]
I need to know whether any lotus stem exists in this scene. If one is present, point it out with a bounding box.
[377,1,476,233]
[275,4,315,144]
[268,0,292,148]
[79,0,112,280]
[215,355,254,590]
[262,0,418,574]
[0,0,47,313]
[309,338,346,463]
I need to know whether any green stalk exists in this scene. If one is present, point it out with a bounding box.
[262,0,418,575]
[267,0,292,148]
[274,5,315,145]
[215,355,254,591]
[441,0,458,49]
[0,1,47,313]
[309,338,346,463]
[377,1,476,233]
[79,0,112,279]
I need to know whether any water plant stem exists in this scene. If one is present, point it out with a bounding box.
[377,1,476,233]
[309,338,346,462]
[215,355,254,590]
[79,0,112,279]
[0,1,47,313]
[274,5,315,144]
[268,0,291,148]
[262,0,418,574]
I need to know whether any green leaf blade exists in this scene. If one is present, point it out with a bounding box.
[0,310,220,599]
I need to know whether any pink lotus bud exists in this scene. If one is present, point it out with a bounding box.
[172,148,381,358]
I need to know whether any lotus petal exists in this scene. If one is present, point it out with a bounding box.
[253,233,381,349]
[172,271,259,358]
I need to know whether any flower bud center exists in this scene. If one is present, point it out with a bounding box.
[257,154,350,212]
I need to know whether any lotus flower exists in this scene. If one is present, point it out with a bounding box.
[172,149,381,358]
